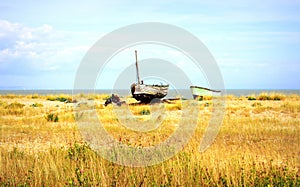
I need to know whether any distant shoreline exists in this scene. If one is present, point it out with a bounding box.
[0,89,299,97]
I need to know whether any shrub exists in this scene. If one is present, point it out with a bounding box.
[257,93,271,101]
[46,95,56,101]
[55,97,71,103]
[45,113,59,122]
[46,95,73,103]
[270,93,285,101]
[31,94,39,99]
[139,109,151,115]
[31,103,43,107]
[5,102,25,109]
[255,92,286,101]
[247,95,256,100]
[66,142,91,161]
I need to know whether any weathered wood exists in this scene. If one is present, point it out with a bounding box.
[135,50,141,85]
[131,83,169,103]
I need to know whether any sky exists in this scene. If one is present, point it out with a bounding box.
[0,0,299,90]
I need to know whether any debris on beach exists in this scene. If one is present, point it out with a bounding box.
[104,94,125,106]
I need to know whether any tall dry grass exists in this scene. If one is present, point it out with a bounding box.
[0,93,299,186]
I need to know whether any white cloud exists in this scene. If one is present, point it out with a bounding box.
[0,19,98,74]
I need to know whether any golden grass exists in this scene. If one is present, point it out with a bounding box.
[0,93,299,186]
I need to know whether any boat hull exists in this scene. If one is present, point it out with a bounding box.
[190,86,221,100]
[131,83,169,103]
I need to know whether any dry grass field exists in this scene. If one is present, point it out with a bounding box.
[0,93,299,186]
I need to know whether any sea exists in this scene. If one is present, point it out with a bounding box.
[0,89,299,99]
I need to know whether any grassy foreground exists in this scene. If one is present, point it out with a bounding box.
[0,93,299,186]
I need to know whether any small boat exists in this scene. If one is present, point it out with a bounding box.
[190,86,221,100]
[130,50,169,103]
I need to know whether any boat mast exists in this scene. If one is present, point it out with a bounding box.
[135,50,141,84]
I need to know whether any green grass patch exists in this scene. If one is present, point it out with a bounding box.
[45,113,59,122]
[31,103,44,107]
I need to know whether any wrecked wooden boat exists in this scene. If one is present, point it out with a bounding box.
[190,86,221,100]
[130,50,169,103]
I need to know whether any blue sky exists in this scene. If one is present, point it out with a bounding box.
[0,0,299,89]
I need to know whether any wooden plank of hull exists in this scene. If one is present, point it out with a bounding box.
[131,83,169,103]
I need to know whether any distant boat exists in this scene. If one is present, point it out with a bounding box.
[190,86,221,100]
[130,50,169,103]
